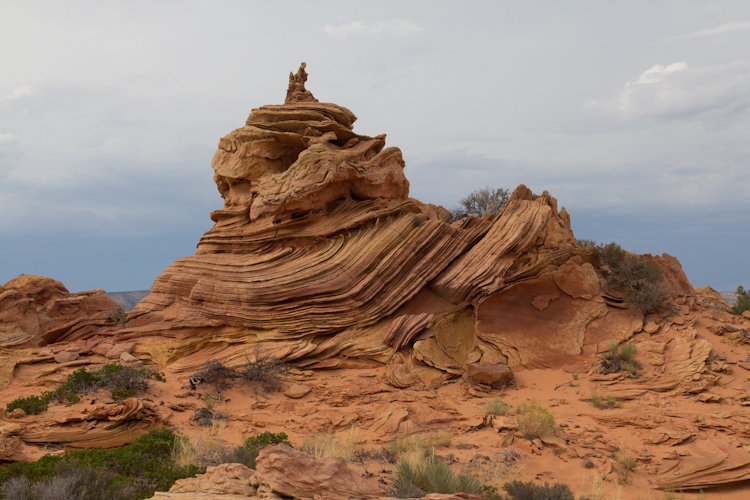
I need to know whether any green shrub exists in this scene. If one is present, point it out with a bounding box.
[6,394,49,415]
[590,392,622,409]
[515,398,560,440]
[501,479,575,500]
[732,286,750,315]
[5,364,164,414]
[576,239,597,247]
[218,431,293,469]
[483,397,512,416]
[244,431,290,448]
[449,186,510,222]
[389,453,482,498]
[600,342,642,378]
[0,428,204,500]
[592,242,671,314]
[618,456,638,471]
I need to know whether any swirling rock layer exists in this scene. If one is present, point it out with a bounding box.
[63,75,695,382]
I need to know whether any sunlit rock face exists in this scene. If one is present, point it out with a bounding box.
[58,64,691,384]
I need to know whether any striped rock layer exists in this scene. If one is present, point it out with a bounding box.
[54,79,693,384]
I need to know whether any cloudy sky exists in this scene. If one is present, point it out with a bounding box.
[1,1,749,293]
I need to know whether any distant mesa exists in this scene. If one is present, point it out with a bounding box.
[106,290,150,312]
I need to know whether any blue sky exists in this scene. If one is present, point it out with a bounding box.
[1,1,749,293]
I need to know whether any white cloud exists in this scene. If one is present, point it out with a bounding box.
[584,61,750,127]
[0,133,19,144]
[1,84,34,101]
[684,21,750,38]
[323,19,423,39]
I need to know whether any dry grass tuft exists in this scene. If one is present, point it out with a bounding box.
[302,425,361,461]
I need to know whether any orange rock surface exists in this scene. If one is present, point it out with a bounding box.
[68,64,673,387]
[3,64,750,498]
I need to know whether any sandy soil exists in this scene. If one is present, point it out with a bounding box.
[2,309,750,500]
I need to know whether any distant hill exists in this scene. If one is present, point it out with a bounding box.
[720,292,737,306]
[106,290,150,311]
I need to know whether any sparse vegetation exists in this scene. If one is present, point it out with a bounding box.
[462,447,525,495]
[599,342,641,378]
[193,359,235,390]
[6,395,49,415]
[483,396,512,416]
[589,241,672,314]
[238,345,287,392]
[590,392,622,409]
[388,451,482,498]
[172,430,290,471]
[0,429,204,500]
[617,455,638,472]
[501,479,575,500]
[732,285,750,315]
[575,238,597,248]
[5,364,164,415]
[302,426,360,461]
[449,186,510,222]
[515,398,560,440]
[0,462,136,500]
[384,431,453,457]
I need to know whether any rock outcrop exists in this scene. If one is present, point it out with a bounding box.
[0,274,123,351]
[154,446,483,500]
[31,64,693,385]
[695,286,731,312]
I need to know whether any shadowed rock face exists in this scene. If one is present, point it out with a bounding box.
[20,65,694,385]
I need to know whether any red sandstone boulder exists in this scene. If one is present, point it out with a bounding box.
[463,362,513,389]
[255,444,384,500]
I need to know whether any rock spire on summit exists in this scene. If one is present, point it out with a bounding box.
[285,62,318,104]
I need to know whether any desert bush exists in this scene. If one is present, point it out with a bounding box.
[303,426,360,461]
[28,461,136,500]
[0,476,32,500]
[6,394,49,415]
[207,431,290,469]
[732,285,750,315]
[600,342,641,378]
[617,455,637,472]
[0,429,203,499]
[501,479,575,500]
[384,431,453,457]
[243,430,290,448]
[192,359,235,390]
[49,364,159,403]
[515,398,560,440]
[449,186,510,222]
[591,242,672,314]
[238,346,286,392]
[389,452,482,498]
[575,238,597,247]
[590,392,622,410]
[483,397,512,416]
[5,364,161,414]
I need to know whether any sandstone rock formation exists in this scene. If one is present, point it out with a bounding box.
[696,286,731,312]
[0,275,124,350]
[37,63,695,388]
[9,64,750,497]
[153,446,482,500]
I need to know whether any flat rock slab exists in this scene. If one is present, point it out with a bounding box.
[284,384,312,399]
